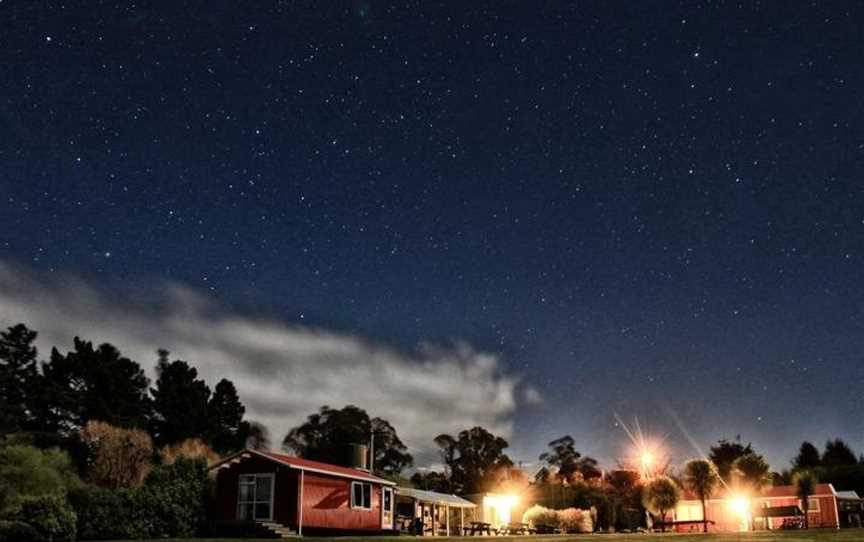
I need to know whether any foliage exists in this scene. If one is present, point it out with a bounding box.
[283,405,412,475]
[683,459,719,533]
[8,494,77,542]
[0,324,40,437]
[40,339,151,433]
[80,421,153,488]
[794,470,818,529]
[150,351,211,446]
[522,504,560,528]
[709,437,754,482]
[70,458,208,540]
[557,507,594,533]
[160,438,220,466]
[539,435,600,484]
[0,520,39,542]
[732,452,771,491]
[433,426,512,494]
[822,439,858,467]
[243,421,269,450]
[793,441,822,470]
[642,476,680,530]
[410,470,450,493]
[0,445,80,513]
[206,379,248,454]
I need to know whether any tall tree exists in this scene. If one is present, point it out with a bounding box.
[150,350,211,446]
[0,324,39,435]
[793,442,822,470]
[822,439,858,467]
[709,437,754,482]
[434,426,513,494]
[732,452,770,493]
[39,338,151,432]
[683,459,720,533]
[282,405,412,475]
[244,421,270,450]
[410,471,450,493]
[206,379,248,454]
[539,435,600,484]
[642,476,680,532]
[793,470,818,529]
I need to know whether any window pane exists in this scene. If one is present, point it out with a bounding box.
[256,476,272,501]
[364,484,372,507]
[239,482,253,502]
[353,483,363,507]
[238,502,253,520]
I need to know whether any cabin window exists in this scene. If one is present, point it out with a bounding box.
[802,498,820,513]
[352,481,372,509]
[237,473,274,521]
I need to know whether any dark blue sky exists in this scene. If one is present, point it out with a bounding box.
[2,1,863,469]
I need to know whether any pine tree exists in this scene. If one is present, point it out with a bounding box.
[150,350,211,446]
[206,379,247,454]
[0,324,40,435]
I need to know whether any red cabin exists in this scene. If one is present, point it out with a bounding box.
[210,449,396,536]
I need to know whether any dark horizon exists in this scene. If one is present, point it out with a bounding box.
[2,1,863,472]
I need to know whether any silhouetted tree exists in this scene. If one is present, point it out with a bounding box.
[793,441,822,470]
[150,350,210,446]
[244,421,269,450]
[0,324,39,435]
[206,379,248,454]
[410,470,450,493]
[283,405,412,475]
[794,470,818,529]
[709,437,754,482]
[732,452,770,492]
[822,439,858,467]
[434,426,513,494]
[642,476,680,531]
[539,435,600,484]
[683,459,719,533]
[39,339,151,432]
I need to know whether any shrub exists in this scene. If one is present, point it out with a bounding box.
[522,504,559,528]
[0,520,39,542]
[70,458,208,540]
[557,507,593,533]
[80,421,153,488]
[0,445,80,512]
[9,494,76,542]
[159,438,220,467]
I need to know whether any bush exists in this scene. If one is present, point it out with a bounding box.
[70,458,208,540]
[522,504,559,528]
[557,507,593,533]
[0,445,80,512]
[0,520,39,542]
[9,494,76,542]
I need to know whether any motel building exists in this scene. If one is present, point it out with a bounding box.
[672,483,847,532]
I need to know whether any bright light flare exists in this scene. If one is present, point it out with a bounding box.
[640,451,655,467]
[728,496,751,519]
[483,494,519,526]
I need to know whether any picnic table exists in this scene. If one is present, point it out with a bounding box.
[466,521,496,536]
[499,522,533,535]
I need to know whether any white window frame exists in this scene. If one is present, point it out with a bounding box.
[802,497,821,513]
[237,473,275,521]
[351,481,373,510]
[381,486,394,528]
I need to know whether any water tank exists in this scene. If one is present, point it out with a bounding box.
[349,443,370,471]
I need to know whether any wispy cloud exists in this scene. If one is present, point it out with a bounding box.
[0,261,535,465]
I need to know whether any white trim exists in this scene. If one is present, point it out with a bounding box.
[219,449,396,486]
[351,481,373,510]
[298,469,305,536]
[381,486,394,529]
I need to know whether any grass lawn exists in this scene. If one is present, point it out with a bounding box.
[97,530,864,542]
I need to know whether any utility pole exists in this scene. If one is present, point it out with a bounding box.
[369,428,375,474]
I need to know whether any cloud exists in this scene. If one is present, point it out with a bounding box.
[0,261,526,465]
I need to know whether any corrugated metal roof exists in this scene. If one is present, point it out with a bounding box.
[396,486,476,508]
[837,490,861,500]
[210,449,395,485]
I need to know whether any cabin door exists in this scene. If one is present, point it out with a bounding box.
[382,486,394,529]
[237,473,275,521]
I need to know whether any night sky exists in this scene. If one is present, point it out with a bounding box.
[2,1,864,470]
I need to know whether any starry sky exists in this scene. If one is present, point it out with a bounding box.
[2,1,864,470]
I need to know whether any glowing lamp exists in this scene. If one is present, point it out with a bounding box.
[728,496,751,519]
[640,451,655,467]
[483,494,519,526]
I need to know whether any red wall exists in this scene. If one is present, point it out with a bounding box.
[212,455,298,526]
[300,471,383,531]
[673,496,839,532]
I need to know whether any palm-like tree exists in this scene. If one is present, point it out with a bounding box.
[683,459,720,533]
[794,470,818,529]
[642,476,681,532]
